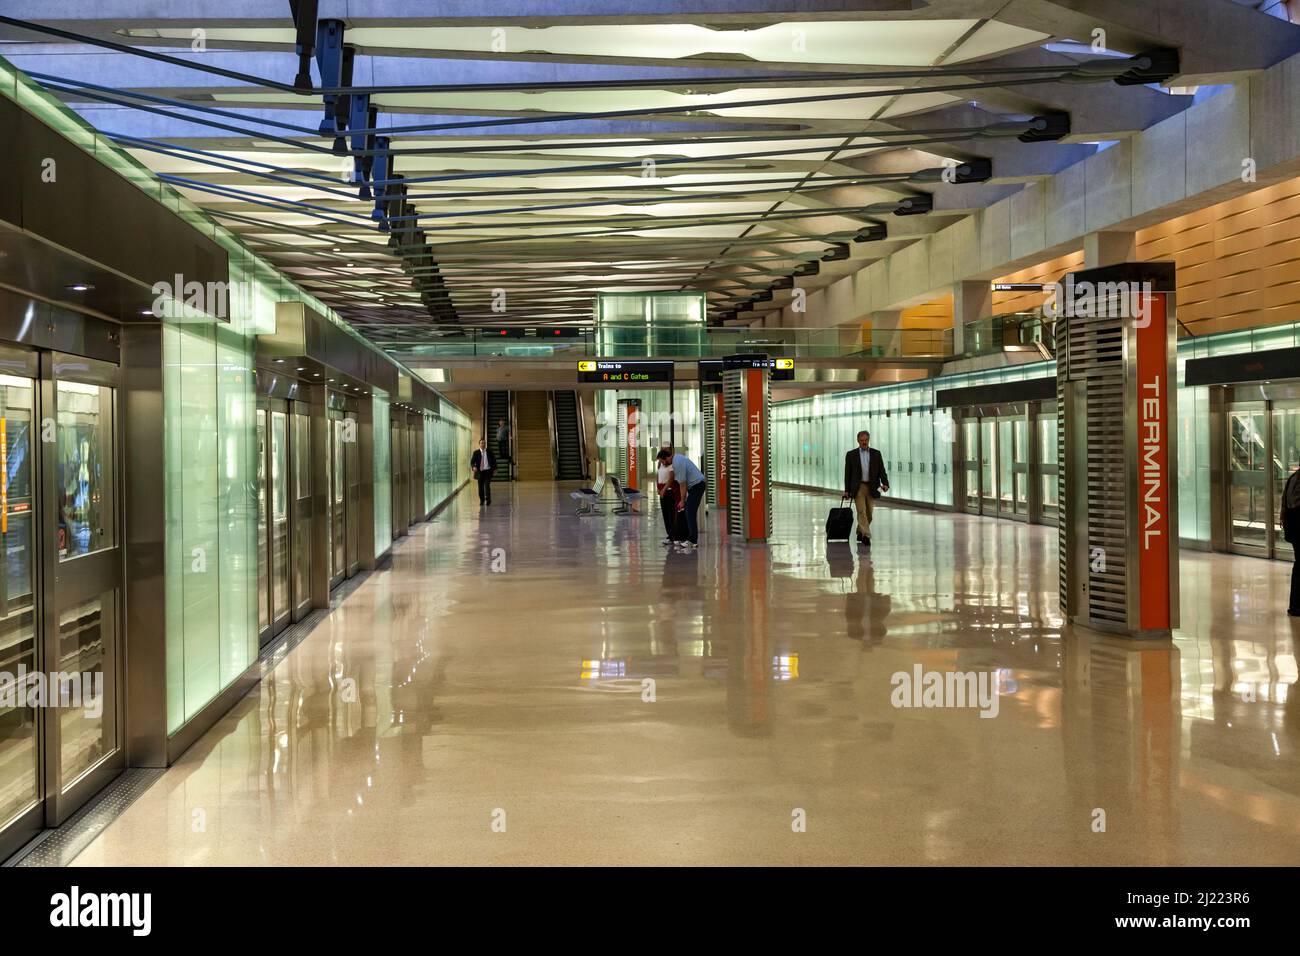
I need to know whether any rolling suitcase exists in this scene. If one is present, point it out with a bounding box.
[826,496,854,542]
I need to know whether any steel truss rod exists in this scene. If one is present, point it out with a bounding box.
[28,59,1069,144]
[1,16,1128,96]
[108,131,976,200]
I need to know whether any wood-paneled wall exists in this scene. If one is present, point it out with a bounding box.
[1137,176,1300,335]
[990,251,1084,316]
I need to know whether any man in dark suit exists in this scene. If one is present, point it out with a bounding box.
[844,430,889,546]
[471,438,494,506]
[1283,462,1300,617]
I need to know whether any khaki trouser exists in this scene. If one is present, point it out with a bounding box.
[853,483,875,538]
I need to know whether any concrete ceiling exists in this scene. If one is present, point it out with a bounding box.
[1,0,1297,352]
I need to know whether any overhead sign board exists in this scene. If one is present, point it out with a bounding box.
[700,357,794,382]
[577,360,674,383]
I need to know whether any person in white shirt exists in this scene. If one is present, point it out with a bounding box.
[656,447,706,550]
[656,456,683,545]
[470,438,495,506]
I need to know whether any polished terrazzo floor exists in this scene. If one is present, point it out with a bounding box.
[74,484,1300,866]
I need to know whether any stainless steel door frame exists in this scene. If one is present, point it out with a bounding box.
[327,408,346,589]
[264,398,291,642]
[1001,405,1032,523]
[409,419,423,522]
[0,357,43,857]
[38,351,124,826]
[957,412,981,515]
[1225,401,1272,559]
[1270,400,1300,561]
[389,418,400,539]
[979,417,997,516]
[1033,401,1061,527]
[289,400,313,621]
[255,407,270,637]
[345,410,360,576]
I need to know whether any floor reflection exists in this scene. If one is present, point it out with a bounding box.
[70,485,1300,866]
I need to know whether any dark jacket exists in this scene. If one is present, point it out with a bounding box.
[1283,469,1300,544]
[844,446,888,498]
[471,449,495,475]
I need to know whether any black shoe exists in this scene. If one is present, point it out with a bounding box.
[1289,608,1300,617]
[862,535,871,547]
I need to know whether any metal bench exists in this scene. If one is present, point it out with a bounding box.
[570,474,608,515]
[605,475,645,515]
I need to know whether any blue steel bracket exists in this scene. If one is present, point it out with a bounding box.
[371,137,391,229]
[331,45,356,155]
[314,19,346,137]
[290,0,320,91]
[350,95,372,197]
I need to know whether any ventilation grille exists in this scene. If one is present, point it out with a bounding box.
[616,400,629,484]
[723,371,771,539]
[701,391,718,506]
[724,375,746,536]
[1057,304,1128,626]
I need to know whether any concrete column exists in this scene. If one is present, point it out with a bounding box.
[1084,230,1138,269]
[838,322,864,355]
[871,310,903,356]
[952,280,993,356]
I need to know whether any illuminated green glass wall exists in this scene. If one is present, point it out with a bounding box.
[3,52,474,742]
[373,391,392,552]
[770,366,1043,508]
[1173,321,1299,543]
[163,319,258,731]
[161,241,319,732]
[772,323,1300,546]
[424,405,472,514]
[595,292,707,357]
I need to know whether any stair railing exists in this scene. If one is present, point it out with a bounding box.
[547,391,561,479]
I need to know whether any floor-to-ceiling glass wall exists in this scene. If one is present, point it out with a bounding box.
[0,346,124,855]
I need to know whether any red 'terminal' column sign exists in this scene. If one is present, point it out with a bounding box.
[1135,292,1170,631]
[745,368,768,540]
[716,399,728,509]
[625,403,639,492]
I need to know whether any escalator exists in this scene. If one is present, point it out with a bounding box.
[484,390,512,481]
[513,391,553,481]
[552,390,586,480]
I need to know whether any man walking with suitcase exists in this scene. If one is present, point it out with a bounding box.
[844,430,889,547]
[1283,461,1300,617]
